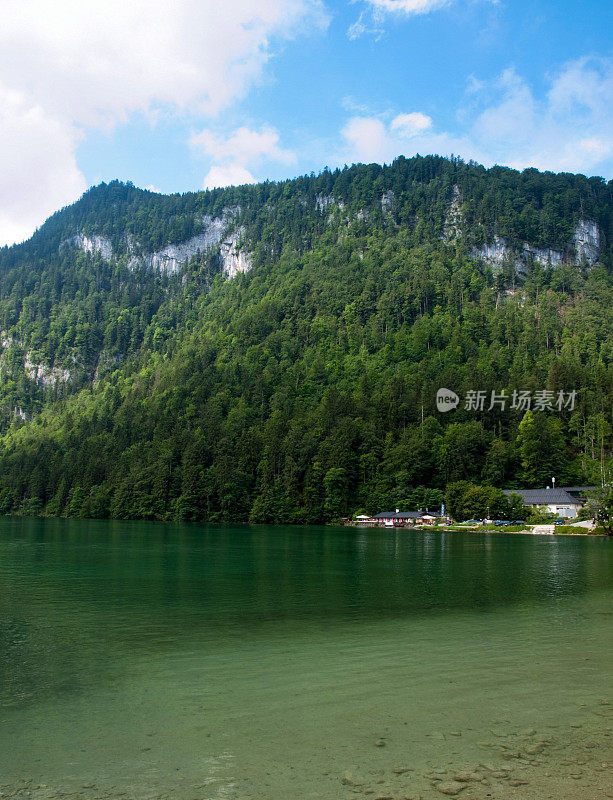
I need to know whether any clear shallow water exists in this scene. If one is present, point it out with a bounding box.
[0,518,612,800]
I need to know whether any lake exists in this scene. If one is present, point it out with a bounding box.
[0,518,611,800]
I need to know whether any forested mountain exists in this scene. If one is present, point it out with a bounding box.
[0,155,611,522]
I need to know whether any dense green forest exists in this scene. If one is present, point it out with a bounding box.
[0,155,611,522]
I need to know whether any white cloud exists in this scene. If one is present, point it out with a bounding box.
[348,0,452,37]
[337,112,480,164]
[471,59,613,173]
[391,112,433,136]
[0,0,328,245]
[340,58,613,177]
[472,68,536,146]
[340,117,390,163]
[363,0,451,15]
[548,56,613,116]
[192,126,296,166]
[349,0,495,38]
[202,164,257,189]
[347,11,385,40]
[192,125,296,189]
[0,1,328,125]
[0,83,86,246]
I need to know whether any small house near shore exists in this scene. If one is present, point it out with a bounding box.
[503,487,583,518]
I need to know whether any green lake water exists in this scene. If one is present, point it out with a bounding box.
[0,518,612,800]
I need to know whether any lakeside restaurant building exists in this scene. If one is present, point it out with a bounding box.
[366,510,440,527]
[372,511,421,527]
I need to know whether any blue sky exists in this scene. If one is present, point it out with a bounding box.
[1,0,611,245]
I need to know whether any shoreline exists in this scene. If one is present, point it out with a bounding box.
[1,514,609,537]
[347,523,607,537]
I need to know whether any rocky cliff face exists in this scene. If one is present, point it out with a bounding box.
[475,237,564,272]
[61,211,252,279]
[443,185,462,242]
[60,233,113,261]
[380,190,395,214]
[55,193,605,280]
[24,353,72,387]
[129,215,229,274]
[472,220,600,272]
[315,194,334,212]
[220,231,252,278]
[441,188,601,270]
[573,219,600,263]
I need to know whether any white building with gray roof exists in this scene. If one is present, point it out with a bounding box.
[503,487,583,518]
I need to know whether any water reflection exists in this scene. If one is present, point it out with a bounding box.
[0,517,611,799]
[1,518,611,630]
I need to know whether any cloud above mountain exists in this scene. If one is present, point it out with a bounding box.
[0,0,327,245]
[341,57,613,176]
[191,125,297,188]
[0,1,609,248]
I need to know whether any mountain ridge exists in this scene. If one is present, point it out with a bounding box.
[0,155,610,522]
